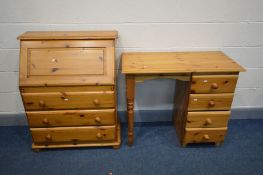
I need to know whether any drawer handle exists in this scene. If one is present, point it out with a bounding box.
[204,118,212,125]
[96,132,102,139]
[93,99,100,105]
[211,83,219,89]
[95,117,101,123]
[63,97,69,101]
[45,134,52,141]
[39,100,46,107]
[42,118,49,125]
[203,134,210,140]
[72,139,78,145]
[208,101,215,107]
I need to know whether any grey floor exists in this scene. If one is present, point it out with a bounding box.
[0,119,263,175]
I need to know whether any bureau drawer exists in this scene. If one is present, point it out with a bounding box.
[22,91,115,110]
[188,94,234,111]
[186,111,230,128]
[31,126,116,144]
[191,75,238,94]
[184,128,227,144]
[27,109,116,127]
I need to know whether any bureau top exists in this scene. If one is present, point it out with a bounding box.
[122,51,245,74]
[17,31,118,40]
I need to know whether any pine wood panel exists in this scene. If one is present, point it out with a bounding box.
[122,52,245,74]
[22,91,115,110]
[17,31,118,40]
[20,86,114,93]
[135,73,191,82]
[191,75,238,94]
[186,111,230,128]
[27,109,116,127]
[19,40,115,86]
[173,79,192,145]
[31,125,116,143]
[29,48,104,76]
[183,127,227,145]
[188,93,234,111]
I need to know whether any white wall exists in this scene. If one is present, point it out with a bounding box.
[0,0,263,121]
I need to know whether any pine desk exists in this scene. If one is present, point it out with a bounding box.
[121,51,245,146]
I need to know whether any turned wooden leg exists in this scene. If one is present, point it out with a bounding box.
[126,75,135,146]
[127,103,134,146]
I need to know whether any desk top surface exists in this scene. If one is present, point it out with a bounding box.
[122,51,245,74]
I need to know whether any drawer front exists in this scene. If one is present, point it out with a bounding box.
[188,94,234,111]
[191,75,238,94]
[22,91,115,110]
[186,111,230,128]
[20,40,115,86]
[29,48,104,76]
[31,126,116,143]
[184,128,227,143]
[27,109,116,127]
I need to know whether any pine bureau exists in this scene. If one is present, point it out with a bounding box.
[18,31,120,151]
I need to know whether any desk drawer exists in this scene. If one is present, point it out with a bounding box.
[184,128,227,143]
[188,94,234,111]
[31,126,116,144]
[191,75,238,94]
[186,111,230,128]
[27,109,115,127]
[22,91,115,110]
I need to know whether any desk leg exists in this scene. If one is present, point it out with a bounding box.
[126,75,135,146]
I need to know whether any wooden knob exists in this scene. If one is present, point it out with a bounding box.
[72,139,78,145]
[45,134,52,141]
[203,134,210,140]
[39,100,45,107]
[205,118,212,125]
[93,99,100,105]
[208,100,215,107]
[42,118,49,125]
[96,133,102,139]
[95,117,101,123]
[211,83,219,89]
[51,58,57,63]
